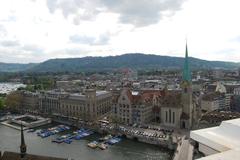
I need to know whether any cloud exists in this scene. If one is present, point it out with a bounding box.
[0,40,20,47]
[46,0,186,27]
[101,0,186,27]
[22,44,45,53]
[0,25,7,37]
[231,36,240,42]
[69,32,110,45]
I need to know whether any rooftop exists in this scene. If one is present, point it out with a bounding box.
[191,118,240,160]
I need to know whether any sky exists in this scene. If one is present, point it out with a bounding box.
[0,0,240,63]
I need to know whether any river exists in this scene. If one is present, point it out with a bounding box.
[0,124,172,160]
[0,82,26,94]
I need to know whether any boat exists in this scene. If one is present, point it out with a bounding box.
[107,137,122,145]
[98,143,108,150]
[64,138,73,144]
[27,129,35,133]
[87,141,98,149]
[52,139,64,143]
[99,134,112,142]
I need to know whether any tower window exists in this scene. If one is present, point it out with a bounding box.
[165,111,168,122]
[184,88,187,93]
[173,112,175,123]
[169,109,171,123]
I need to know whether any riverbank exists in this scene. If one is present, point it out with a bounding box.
[0,124,173,160]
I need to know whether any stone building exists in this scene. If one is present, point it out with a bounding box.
[201,92,230,112]
[117,89,161,125]
[21,91,40,114]
[156,43,194,129]
[59,89,112,121]
[38,90,68,115]
[21,89,112,122]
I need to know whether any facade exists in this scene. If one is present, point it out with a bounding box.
[21,89,112,122]
[116,89,161,125]
[59,89,112,121]
[38,90,68,115]
[201,92,230,112]
[21,91,40,114]
[234,87,240,95]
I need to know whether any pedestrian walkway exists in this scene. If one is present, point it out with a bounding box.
[173,137,194,160]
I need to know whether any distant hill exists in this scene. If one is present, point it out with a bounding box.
[27,53,240,73]
[0,62,36,72]
[0,53,239,73]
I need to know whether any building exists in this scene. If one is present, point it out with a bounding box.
[117,89,160,125]
[59,89,112,121]
[157,43,194,129]
[21,91,40,114]
[201,92,230,112]
[38,90,68,115]
[190,118,240,160]
[198,110,240,128]
[0,124,67,160]
[21,89,112,122]
[234,87,240,95]
[115,43,195,129]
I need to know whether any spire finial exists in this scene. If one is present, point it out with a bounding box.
[20,123,27,158]
[182,41,191,82]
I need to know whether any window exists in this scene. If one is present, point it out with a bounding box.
[173,112,175,124]
[165,111,168,122]
[169,109,171,123]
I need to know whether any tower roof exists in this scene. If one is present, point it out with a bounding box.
[183,43,191,82]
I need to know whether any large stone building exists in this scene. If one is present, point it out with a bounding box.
[59,89,112,121]
[21,89,112,122]
[116,89,162,125]
[21,91,40,114]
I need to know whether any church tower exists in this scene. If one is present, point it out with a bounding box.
[180,42,193,129]
[20,123,27,159]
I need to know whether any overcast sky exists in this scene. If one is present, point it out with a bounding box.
[0,0,240,63]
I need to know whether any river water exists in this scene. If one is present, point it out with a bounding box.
[0,82,26,94]
[0,124,172,160]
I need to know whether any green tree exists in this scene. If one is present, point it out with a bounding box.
[0,97,5,110]
[5,91,23,111]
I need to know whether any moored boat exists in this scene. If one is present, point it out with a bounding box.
[98,143,108,150]
[87,141,98,149]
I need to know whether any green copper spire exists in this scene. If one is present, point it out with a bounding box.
[183,42,191,82]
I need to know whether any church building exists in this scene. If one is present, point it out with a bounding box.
[159,43,193,129]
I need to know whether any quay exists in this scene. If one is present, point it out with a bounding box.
[1,114,51,130]
[52,117,177,150]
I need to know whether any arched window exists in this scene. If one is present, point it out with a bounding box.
[169,109,171,123]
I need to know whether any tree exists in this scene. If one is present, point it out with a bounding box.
[5,91,23,111]
[0,97,5,110]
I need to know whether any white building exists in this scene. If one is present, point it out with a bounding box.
[190,118,240,160]
[234,87,240,95]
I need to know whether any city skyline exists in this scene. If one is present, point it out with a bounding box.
[0,0,240,63]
